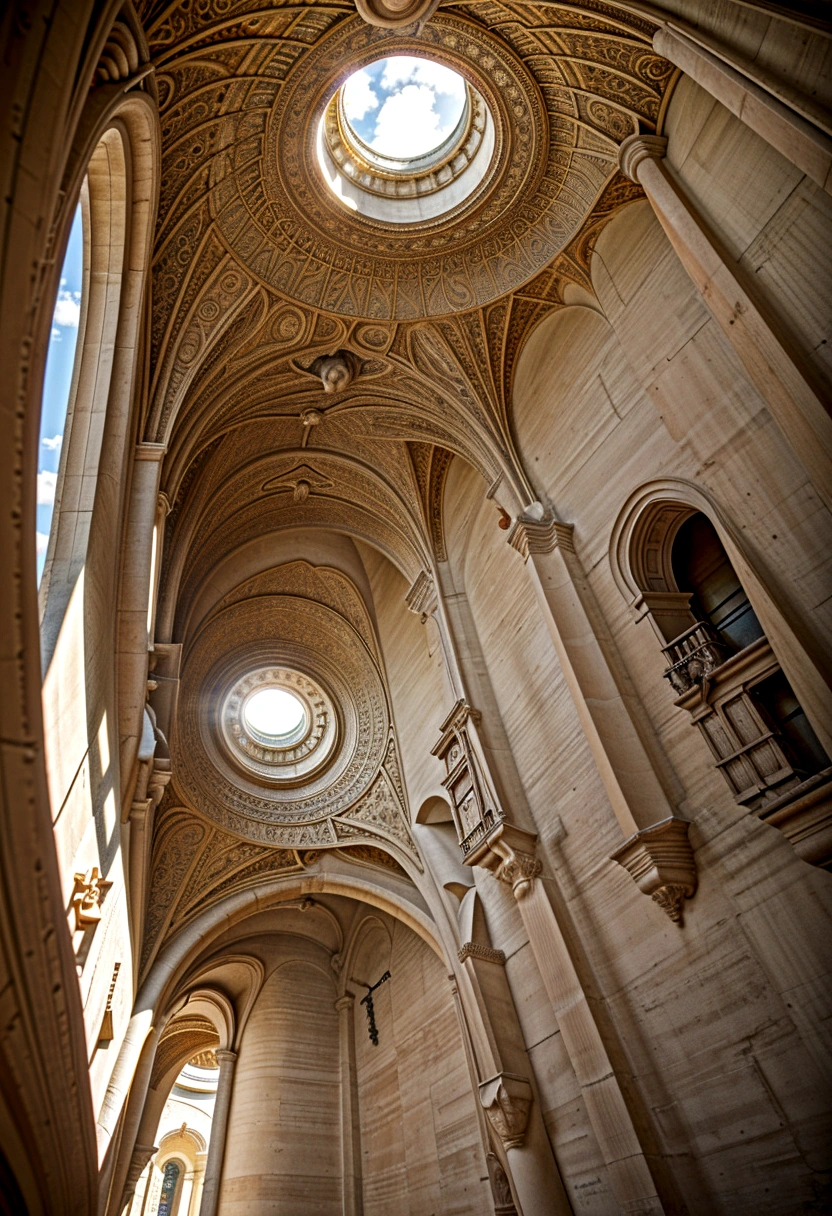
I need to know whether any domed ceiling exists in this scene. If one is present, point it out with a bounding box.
[137,0,676,957]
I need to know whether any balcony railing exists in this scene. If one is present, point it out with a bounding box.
[662,621,727,694]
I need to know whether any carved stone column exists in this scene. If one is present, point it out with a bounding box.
[198,1048,237,1216]
[619,134,832,516]
[470,822,666,1215]
[335,994,363,1216]
[507,510,697,922]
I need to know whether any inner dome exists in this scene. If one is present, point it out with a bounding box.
[341,56,466,161]
[243,688,305,739]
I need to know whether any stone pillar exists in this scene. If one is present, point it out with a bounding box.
[652,24,832,195]
[619,134,832,516]
[179,1168,195,1216]
[449,971,568,1216]
[335,994,363,1216]
[507,510,697,923]
[100,1018,161,1214]
[198,1048,237,1216]
[472,823,666,1216]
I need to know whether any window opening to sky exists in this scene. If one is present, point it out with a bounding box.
[244,688,305,739]
[342,57,466,160]
[37,203,84,584]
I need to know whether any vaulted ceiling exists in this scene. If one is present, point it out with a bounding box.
[138,0,676,945]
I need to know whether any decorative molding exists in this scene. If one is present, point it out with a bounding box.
[478,1073,533,1151]
[458,942,506,965]
[610,817,697,925]
[618,133,668,183]
[354,0,441,30]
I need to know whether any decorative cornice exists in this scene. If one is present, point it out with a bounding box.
[458,942,506,966]
[618,134,668,184]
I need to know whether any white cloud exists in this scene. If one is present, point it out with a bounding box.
[41,433,63,451]
[36,531,50,555]
[372,84,449,159]
[380,56,465,101]
[53,289,81,328]
[342,69,378,122]
[37,470,57,505]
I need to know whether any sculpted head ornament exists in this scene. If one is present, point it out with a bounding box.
[309,351,362,394]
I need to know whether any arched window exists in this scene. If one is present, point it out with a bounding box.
[37,201,85,585]
[156,1159,181,1216]
[618,498,831,867]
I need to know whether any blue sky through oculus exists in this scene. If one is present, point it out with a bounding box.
[37,203,83,583]
[342,57,466,160]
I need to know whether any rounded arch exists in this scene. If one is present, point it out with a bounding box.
[609,478,832,755]
[39,90,160,664]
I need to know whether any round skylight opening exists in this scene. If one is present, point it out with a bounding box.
[341,56,467,162]
[244,688,305,739]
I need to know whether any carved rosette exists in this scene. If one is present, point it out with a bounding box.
[610,817,697,925]
[478,1073,533,1151]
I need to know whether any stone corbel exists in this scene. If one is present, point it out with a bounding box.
[458,942,506,965]
[405,570,438,622]
[468,821,541,901]
[610,817,697,925]
[486,1153,518,1216]
[478,1073,533,1150]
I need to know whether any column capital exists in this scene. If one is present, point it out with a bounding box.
[618,133,667,183]
[215,1048,237,1066]
[478,1073,533,1150]
[506,509,574,563]
[334,993,355,1012]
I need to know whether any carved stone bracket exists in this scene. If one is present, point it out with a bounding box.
[458,941,506,965]
[466,822,541,901]
[405,571,438,622]
[506,505,575,564]
[478,1073,533,1151]
[610,817,697,925]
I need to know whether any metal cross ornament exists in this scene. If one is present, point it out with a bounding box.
[360,970,391,1046]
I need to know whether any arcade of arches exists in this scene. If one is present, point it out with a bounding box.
[1,1,831,1214]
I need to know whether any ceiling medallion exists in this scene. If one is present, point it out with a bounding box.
[221,667,338,785]
[209,14,615,319]
[174,596,390,843]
